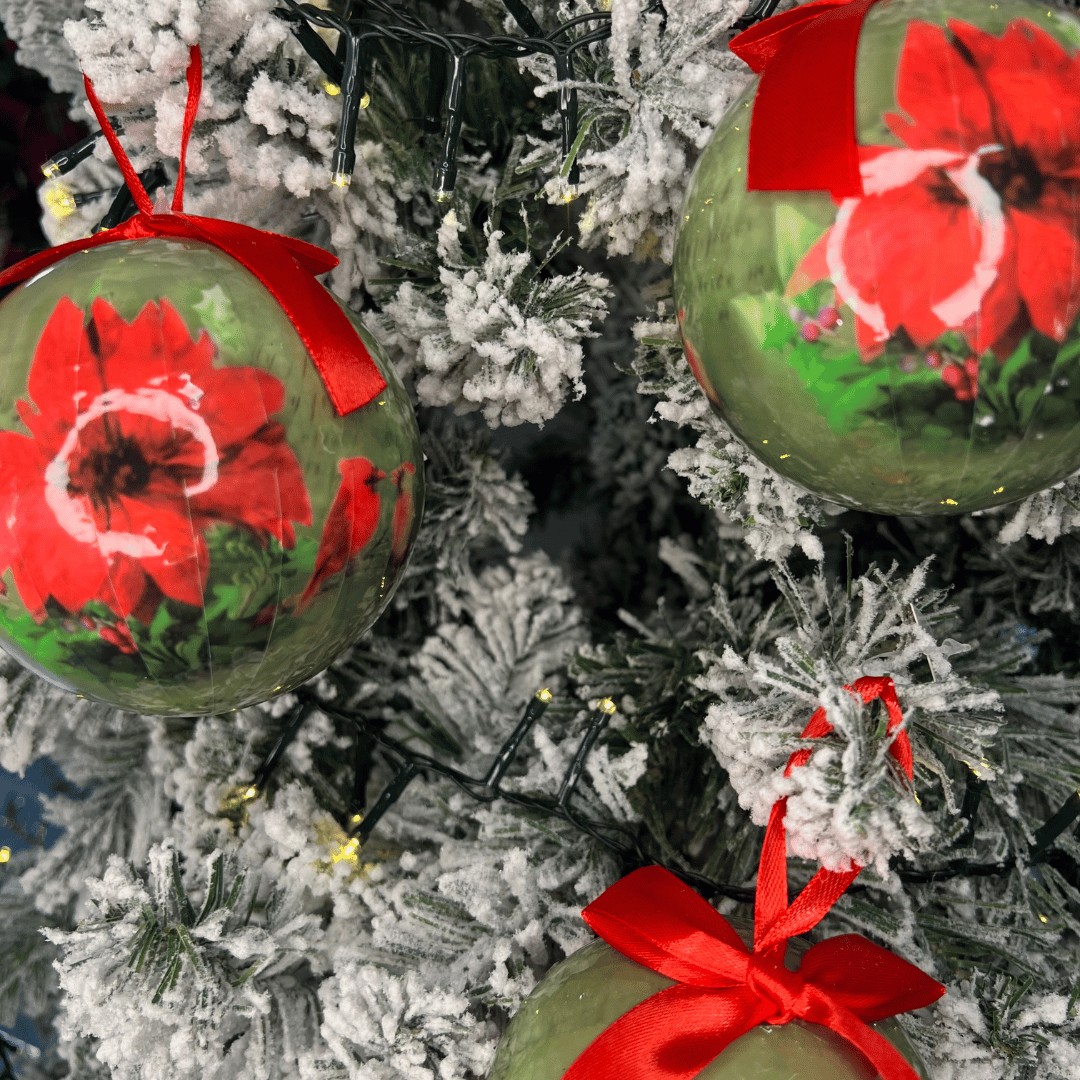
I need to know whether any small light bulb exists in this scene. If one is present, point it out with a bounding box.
[219,784,261,820]
[0,846,10,863]
[328,835,362,865]
[433,188,453,203]
[331,171,352,189]
[536,687,553,703]
[41,160,61,179]
[323,81,342,96]
[350,813,363,825]
[561,186,578,204]
[598,698,617,715]
[359,92,371,109]
[43,182,77,220]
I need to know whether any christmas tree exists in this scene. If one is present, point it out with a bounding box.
[2,0,1080,1077]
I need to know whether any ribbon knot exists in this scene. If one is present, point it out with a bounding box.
[744,954,805,1025]
[0,46,386,416]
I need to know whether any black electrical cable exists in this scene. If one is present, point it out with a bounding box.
[276,0,668,194]
[41,121,124,179]
[228,679,1080,911]
[93,162,169,232]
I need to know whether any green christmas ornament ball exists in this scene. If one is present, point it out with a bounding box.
[488,936,928,1080]
[0,238,423,715]
[673,0,1080,515]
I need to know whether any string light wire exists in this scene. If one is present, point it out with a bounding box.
[217,684,1080,909]
[275,0,664,192]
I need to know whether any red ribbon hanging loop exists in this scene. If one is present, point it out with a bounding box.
[562,675,939,1080]
[729,0,882,198]
[0,45,386,416]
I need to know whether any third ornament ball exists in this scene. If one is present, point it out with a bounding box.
[488,938,927,1080]
[673,0,1080,515]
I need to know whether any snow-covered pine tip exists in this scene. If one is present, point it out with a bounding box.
[696,560,1003,875]
[518,0,750,261]
[374,209,610,427]
[42,842,328,1080]
[632,308,829,564]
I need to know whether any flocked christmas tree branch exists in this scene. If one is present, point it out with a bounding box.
[3,2,1080,1079]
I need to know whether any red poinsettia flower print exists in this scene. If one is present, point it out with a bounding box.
[0,296,311,623]
[940,356,982,402]
[297,457,384,611]
[789,19,1080,361]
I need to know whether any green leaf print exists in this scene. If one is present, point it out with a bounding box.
[774,205,825,284]
[0,526,322,689]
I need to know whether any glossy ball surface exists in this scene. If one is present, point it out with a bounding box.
[673,0,1080,514]
[0,238,422,714]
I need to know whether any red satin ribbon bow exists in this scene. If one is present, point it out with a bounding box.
[0,46,386,416]
[564,675,940,1080]
[729,0,881,198]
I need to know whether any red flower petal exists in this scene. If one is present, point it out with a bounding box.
[98,620,138,654]
[21,296,91,457]
[948,20,1080,177]
[6,481,112,616]
[190,430,312,545]
[138,541,209,610]
[827,150,999,353]
[297,457,384,611]
[192,367,288,447]
[955,233,1024,356]
[786,233,829,300]
[0,433,49,620]
[1009,193,1080,342]
[92,297,215,395]
[93,557,162,623]
[886,21,994,154]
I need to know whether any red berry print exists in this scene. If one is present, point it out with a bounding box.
[99,620,138,655]
[940,357,981,402]
[817,305,841,330]
[801,321,821,343]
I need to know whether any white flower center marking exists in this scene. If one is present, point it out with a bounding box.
[827,197,890,342]
[827,149,975,345]
[931,145,1006,327]
[43,387,219,559]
